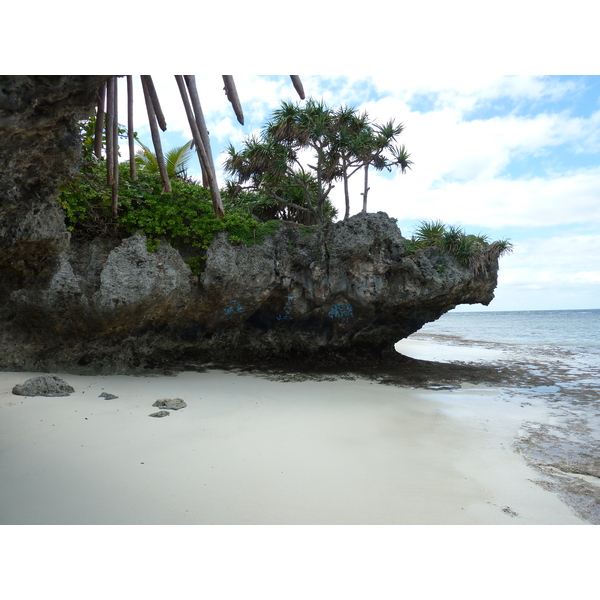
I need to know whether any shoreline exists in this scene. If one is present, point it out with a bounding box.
[0,343,590,524]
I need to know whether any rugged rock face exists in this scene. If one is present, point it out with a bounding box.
[0,75,106,298]
[0,76,499,373]
[1,212,498,372]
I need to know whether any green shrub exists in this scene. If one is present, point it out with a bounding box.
[222,178,338,224]
[60,161,280,257]
[413,219,446,245]
[184,255,206,276]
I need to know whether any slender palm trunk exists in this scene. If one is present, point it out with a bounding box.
[94,81,106,159]
[105,77,115,186]
[314,142,325,223]
[104,77,120,217]
[109,77,119,217]
[290,75,305,99]
[126,76,136,181]
[222,76,244,125]
[343,170,350,220]
[141,75,167,132]
[173,79,206,186]
[361,165,369,213]
[178,75,224,218]
[141,76,172,193]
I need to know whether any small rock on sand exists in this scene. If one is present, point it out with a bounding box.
[99,392,118,400]
[12,375,75,397]
[149,410,170,418]
[152,398,187,410]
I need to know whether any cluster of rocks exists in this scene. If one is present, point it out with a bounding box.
[149,398,187,418]
[10,374,187,419]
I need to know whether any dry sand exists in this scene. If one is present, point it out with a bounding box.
[0,349,586,525]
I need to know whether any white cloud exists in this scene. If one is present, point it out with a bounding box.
[498,233,600,302]
[368,74,584,113]
[211,116,242,144]
[360,99,600,182]
[469,232,600,310]
[355,167,600,229]
[331,84,600,229]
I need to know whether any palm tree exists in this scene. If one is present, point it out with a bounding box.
[360,129,413,214]
[265,100,412,219]
[134,139,195,179]
[329,113,413,218]
[225,99,413,223]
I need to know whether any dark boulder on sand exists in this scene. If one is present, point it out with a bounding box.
[149,410,170,418]
[12,374,75,397]
[152,398,187,410]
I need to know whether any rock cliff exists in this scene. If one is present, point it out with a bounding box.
[0,76,499,373]
[0,76,106,293]
[1,212,498,373]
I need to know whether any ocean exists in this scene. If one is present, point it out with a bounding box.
[415,308,600,352]
[406,308,600,523]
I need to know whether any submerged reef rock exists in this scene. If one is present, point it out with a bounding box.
[0,76,499,373]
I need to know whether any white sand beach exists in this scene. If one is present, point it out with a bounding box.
[0,348,586,525]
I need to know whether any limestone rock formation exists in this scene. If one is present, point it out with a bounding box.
[0,76,106,299]
[1,211,498,372]
[0,75,501,374]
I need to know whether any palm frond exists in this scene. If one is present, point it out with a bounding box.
[135,139,194,178]
[164,140,194,177]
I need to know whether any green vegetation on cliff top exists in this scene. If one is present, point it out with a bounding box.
[59,111,512,275]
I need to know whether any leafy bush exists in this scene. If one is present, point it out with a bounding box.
[116,174,280,252]
[222,178,338,224]
[59,117,282,254]
[59,153,120,239]
[59,154,281,266]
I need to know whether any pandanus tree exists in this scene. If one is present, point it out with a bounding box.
[328,106,413,219]
[225,100,339,223]
[224,99,412,223]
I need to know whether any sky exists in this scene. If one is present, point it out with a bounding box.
[116,74,600,313]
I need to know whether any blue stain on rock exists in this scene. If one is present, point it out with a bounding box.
[328,303,354,320]
[223,299,245,316]
[277,296,295,321]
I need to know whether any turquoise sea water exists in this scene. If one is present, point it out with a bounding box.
[415,308,600,354]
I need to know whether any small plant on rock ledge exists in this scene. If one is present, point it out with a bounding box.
[404,220,513,274]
